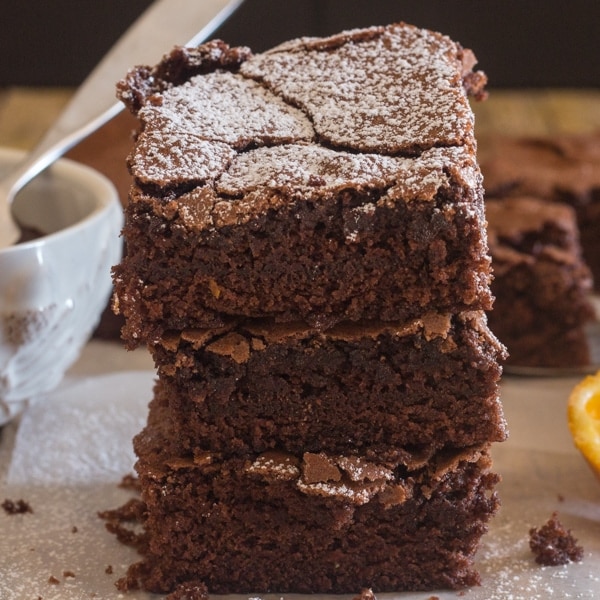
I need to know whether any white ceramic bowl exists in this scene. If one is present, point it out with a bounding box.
[0,147,123,424]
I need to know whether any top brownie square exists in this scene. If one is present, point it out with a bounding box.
[113,24,491,346]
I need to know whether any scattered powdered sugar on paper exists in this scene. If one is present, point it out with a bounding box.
[0,372,156,600]
[465,443,600,600]
[473,518,598,600]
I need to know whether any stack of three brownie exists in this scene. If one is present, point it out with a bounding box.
[112,23,507,595]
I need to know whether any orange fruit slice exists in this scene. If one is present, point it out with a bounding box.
[568,370,600,478]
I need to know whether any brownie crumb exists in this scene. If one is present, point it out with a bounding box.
[2,498,33,514]
[98,498,147,550]
[529,512,584,566]
[352,589,377,600]
[98,497,144,523]
[63,570,76,579]
[166,581,209,600]
[116,574,138,593]
[105,564,114,575]
[115,560,146,592]
[48,575,60,585]
[71,525,78,533]
[119,473,141,491]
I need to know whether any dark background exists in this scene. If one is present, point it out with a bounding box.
[1,0,598,88]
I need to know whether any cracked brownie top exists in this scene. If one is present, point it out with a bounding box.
[117,23,486,196]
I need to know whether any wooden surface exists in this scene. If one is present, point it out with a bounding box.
[1,87,600,155]
[474,89,600,137]
[0,87,74,150]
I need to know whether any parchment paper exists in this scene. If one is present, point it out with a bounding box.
[1,371,599,600]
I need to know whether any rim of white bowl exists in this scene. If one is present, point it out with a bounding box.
[0,146,121,255]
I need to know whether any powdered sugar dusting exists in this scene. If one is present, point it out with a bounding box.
[139,71,314,147]
[336,455,393,482]
[241,23,473,153]
[218,144,415,195]
[127,22,483,208]
[133,70,314,184]
[132,131,235,186]
[296,478,384,504]
[246,452,300,481]
[217,144,473,198]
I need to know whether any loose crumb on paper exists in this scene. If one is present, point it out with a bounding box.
[2,498,33,514]
[529,511,584,566]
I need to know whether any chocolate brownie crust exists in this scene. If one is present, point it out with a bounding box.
[119,25,486,154]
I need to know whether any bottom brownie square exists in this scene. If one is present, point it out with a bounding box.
[127,415,499,594]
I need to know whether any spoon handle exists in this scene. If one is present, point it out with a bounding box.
[2,0,244,202]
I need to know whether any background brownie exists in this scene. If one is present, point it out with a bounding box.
[486,196,595,367]
[481,133,600,289]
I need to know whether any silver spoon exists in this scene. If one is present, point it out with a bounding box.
[0,0,243,250]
